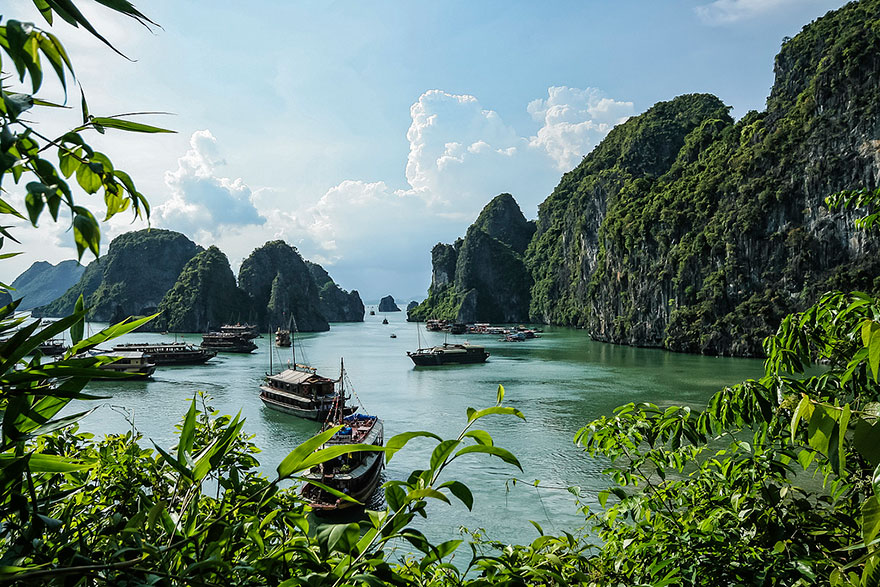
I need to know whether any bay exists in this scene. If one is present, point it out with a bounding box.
[62,307,762,550]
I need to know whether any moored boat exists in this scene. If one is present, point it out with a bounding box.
[201,332,258,353]
[259,365,354,421]
[219,323,260,340]
[38,339,67,356]
[72,349,157,379]
[111,342,216,365]
[275,328,291,347]
[406,342,489,366]
[301,362,384,513]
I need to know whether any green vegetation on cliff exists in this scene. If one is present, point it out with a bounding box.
[238,240,329,332]
[306,261,365,322]
[526,0,880,356]
[32,257,105,318]
[410,194,534,323]
[152,246,249,332]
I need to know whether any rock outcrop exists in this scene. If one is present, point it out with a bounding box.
[9,260,85,310]
[406,301,419,312]
[0,289,12,307]
[238,241,329,332]
[33,229,201,320]
[150,246,249,332]
[378,295,400,312]
[526,0,880,356]
[409,194,535,323]
[306,262,364,322]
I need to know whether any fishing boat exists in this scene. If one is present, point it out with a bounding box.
[200,332,258,353]
[382,318,389,325]
[275,328,291,347]
[301,361,384,513]
[406,342,489,366]
[111,342,216,365]
[219,323,260,340]
[72,349,157,379]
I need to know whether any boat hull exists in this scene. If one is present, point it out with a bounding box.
[259,388,355,421]
[407,351,489,366]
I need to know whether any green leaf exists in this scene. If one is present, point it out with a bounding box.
[453,444,522,471]
[438,480,473,510]
[864,496,880,547]
[405,487,450,505]
[466,405,526,425]
[496,384,504,405]
[839,404,851,474]
[0,452,95,473]
[384,430,442,463]
[430,439,461,474]
[463,429,493,446]
[297,443,383,474]
[276,425,342,478]
[70,295,84,344]
[791,394,814,443]
[177,397,197,463]
[88,117,174,134]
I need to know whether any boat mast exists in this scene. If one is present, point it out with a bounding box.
[269,324,273,374]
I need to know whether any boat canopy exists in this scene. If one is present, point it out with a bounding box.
[268,368,335,386]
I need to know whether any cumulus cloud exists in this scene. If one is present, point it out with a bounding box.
[695,0,801,24]
[154,130,265,238]
[528,86,634,170]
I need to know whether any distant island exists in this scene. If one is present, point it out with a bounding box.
[29,230,363,332]
[378,295,400,312]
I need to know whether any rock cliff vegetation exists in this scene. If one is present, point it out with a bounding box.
[33,229,202,321]
[238,240,329,332]
[150,246,249,332]
[306,261,364,322]
[8,260,85,310]
[414,4,880,356]
[409,193,535,323]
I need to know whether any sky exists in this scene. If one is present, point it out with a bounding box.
[3,0,848,302]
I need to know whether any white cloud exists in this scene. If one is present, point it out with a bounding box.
[695,0,801,24]
[528,86,633,170]
[154,130,266,238]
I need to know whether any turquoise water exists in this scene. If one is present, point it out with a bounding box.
[62,308,762,548]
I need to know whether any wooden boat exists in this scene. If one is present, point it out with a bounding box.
[38,339,67,356]
[219,323,260,340]
[275,328,291,347]
[73,349,157,379]
[260,364,355,421]
[301,362,384,513]
[382,318,389,325]
[407,343,489,366]
[111,342,216,365]
[200,332,258,353]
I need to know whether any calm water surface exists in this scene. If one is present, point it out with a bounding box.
[63,308,762,547]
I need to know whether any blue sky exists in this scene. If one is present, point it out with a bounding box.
[4,0,846,302]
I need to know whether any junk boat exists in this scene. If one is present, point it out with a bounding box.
[219,323,260,340]
[72,349,157,379]
[301,361,384,513]
[275,328,291,347]
[111,342,216,365]
[259,363,356,421]
[38,339,67,356]
[407,342,489,366]
[200,332,258,353]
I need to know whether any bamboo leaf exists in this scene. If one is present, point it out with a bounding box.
[453,444,522,471]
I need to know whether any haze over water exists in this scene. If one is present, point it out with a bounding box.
[63,307,762,549]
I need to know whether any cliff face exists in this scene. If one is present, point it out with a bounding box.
[150,246,249,332]
[33,258,105,317]
[33,230,201,321]
[410,193,534,323]
[238,241,329,332]
[526,0,880,356]
[306,262,364,322]
[378,296,400,312]
[9,260,85,310]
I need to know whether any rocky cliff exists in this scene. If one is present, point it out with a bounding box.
[32,229,201,321]
[0,289,11,307]
[378,295,400,312]
[238,241,329,332]
[150,246,249,332]
[526,0,880,356]
[9,260,85,310]
[306,261,364,322]
[409,193,535,323]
